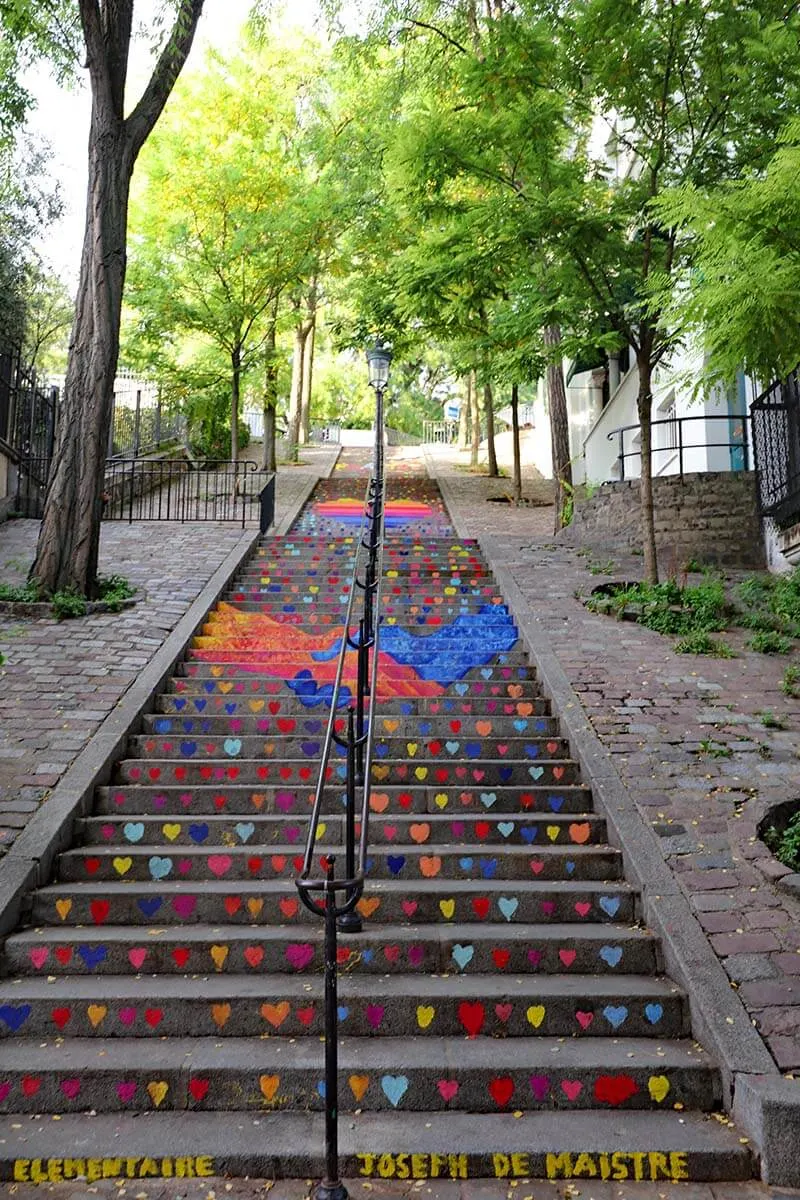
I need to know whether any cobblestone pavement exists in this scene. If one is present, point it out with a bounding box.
[1,1173,799,1200]
[425,445,800,1075]
[0,450,336,853]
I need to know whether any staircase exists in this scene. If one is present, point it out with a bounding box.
[0,455,752,1185]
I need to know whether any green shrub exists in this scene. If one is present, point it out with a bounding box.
[51,589,89,620]
[781,665,800,697]
[675,631,734,657]
[0,581,41,603]
[764,810,800,872]
[96,574,135,612]
[748,631,793,655]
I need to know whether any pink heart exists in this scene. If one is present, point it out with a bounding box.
[61,1078,81,1100]
[113,793,126,807]
[559,949,577,967]
[128,949,147,969]
[401,901,418,917]
[29,948,48,969]
[172,896,196,918]
[128,768,141,781]
[286,943,314,969]
[408,945,424,966]
[495,1003,513,1023]
[117,1081,137,1102]
[561,1080,583,1101]
[437,1080,459,1102]
[276,793,294,813]
[527,950,542,968]
[530,1075,550,1100]
[575,1011,593,1030]
[472,770,485,782]
[383,826,397,841]
[575,902,591,917]
[0,1083,10,1101]
[100,825,114,840]
[180,795,193,808]
[119,1008,136,1026]
[177,859,192,875]
[541,901,555,917]
[530,860,544,875]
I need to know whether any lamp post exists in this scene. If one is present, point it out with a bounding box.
[366,339,391,485]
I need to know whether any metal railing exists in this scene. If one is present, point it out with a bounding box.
[0,343,59,465]
[750,369,800,529]
[295,388,386,1200]
[608,412,750,480]
[102,459,274,529]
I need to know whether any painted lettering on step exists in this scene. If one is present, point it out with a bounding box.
[356,1153,468,1179]
[13,1156,215,1183]
[545,1151,689,1182]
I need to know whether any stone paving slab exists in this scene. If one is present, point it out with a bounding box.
[424,445,800,1076]
[0,449,337,853]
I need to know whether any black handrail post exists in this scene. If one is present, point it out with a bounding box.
[618,430,625,480]
[338,708,363,934]
[678,419,684,480]
[356,621,367,783]
[316,856,349,1200]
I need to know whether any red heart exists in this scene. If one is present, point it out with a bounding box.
[224,897,242,915]
[244,946,264,968]
[472,897,490,919]
[21,1076,41,1097]
[144,1008,163,1028]
[520,793,535,808]
[200,766,213,780]
[189,1078,209,1101]
[299,767,311,781]
[489,1077,514,1107]
[214,795,227,810]
[279,898,298,918]
[52,1008,71,1030]
[172,949,190,967]
[458,1001,485,1037]
[226,767,239,780]
[148,768,161,781]
[492,948,511,969]
[278,719,296,733]
[90,900,110,924]
[55,947,72,965]
[280,767,292,780]
[84,858,101,875]
[175,766,187,781]
[429,740,442,756]
[269,702,280,714]
[296,1006,314,1026]
[398,793,412,810]
[247,857,263,874]
[594,1074,639,1106]
[475,822,490,840]
[258,766,270,779]
[337,947,351,964]
[384,945,400,963]
[435,769,449,783]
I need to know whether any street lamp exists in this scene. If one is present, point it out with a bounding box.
[366,339,392,389]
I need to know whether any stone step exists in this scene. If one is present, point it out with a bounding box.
[0,1108,754,1182]
[225,597,511,614]
[124,734,571,763]
[28,879,636,928]
[206,612,517,631]
[0,973,688,1040]
[94,782,593,816]
[184,648,530,669]
[155,694,552,717]
[0,1036,720,1115]
[113,756,581,787]
[78,812,607,849]
[8,921,654,976]
[57,842,622,884]
[140,712,561,738]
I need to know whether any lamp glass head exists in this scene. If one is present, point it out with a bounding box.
[366,340,392,388]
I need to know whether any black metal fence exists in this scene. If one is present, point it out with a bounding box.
[750,370,800,529]
[608,412,750,480]
[103,459,275,530]
[0,344,59,464]
[108,379,183,458]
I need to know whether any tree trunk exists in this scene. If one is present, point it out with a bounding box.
[510,383,522,504]
[300,311,316,445]
[230,345,240,465]
[484,382,498,477]
[261,310,278,473]
[458,376,470,449]
[470,370,480,468]
[544,324,573,532]
[30,119,129,598]
[636,350,659,583]
[28,0,205,597]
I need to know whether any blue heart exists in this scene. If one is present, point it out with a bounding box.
[520,826,538,843]
[548,796,564,812]
[317,1080,326,1098]
[301,742,321,757]
[603,1005,628,1030]
[599,946,623,968]
[337,1006,349,1022]
[149,856,173,881]
[465,743,482,758]
[480,792,497,808]
[500,768,513,782]
[535,720,547,733]
[78,945,108,969]
[0,1004,31,1031]
[180,741,197,758]
[525,744,540,759]
[498,897,518,921]
[419,722,431,735]
[376,744,389,758]
[223,738,242,757]
[645,1003,663,1025]
[194,699,206,711]
[513,720,528,733]
[138,898,162,917]
[182,720,194,733]
[387,856,406,876]
[174,699,186,711]
[224,703,236,714]
[451,944,474,970]
[362,949,374,963]
[155,719,172,734]
[189,824,209,844]
[381,1075,409,1108]
[599,896,621,917]
[203,682,215,694]
[565,861,575,876]
[459,857,474,870]
[480,858,498,879]
[124,822,144,843]
[235,822,255,843]
[498,822,514,838]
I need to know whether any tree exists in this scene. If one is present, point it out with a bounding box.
[30,0,205,597]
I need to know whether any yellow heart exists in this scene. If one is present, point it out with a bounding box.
[415,767,428,781]
[211,666,224,677]
[387,617,396,625]
[372,765,389,781]
[55,899,72,921]
[348,1074,370,1102]
[444,587,456,595]
[162,823,181,841]
[219,682,233,694]
[439,899,455,919]
[113,856,132,876]
[210,944,229,970]
[315,823,327,841]
[387,570,398,578]
[383,720,399,733]
[546,825,560,842]
[309,586,319,593]
[87,1004,107,1029]
[417,1006,435,1029]
[407,742,418,757]
[247,899,264,918]
[260,1074,280,1101]
[250,700,266,713]
[434,793,449,809]
[147,1081,169,1108]
[526,1005,546,1029]
[357,897,381,918]
[211,1004,231,1029]
[648,1075,670,1103]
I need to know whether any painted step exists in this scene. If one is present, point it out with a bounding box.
[140,712,560,738]
[0,1108,754,1182]
[94,783,593,817]
[28,879,636,928]
[226,598,512,615]
[183,650,530,670]
[124,734,571,762]
[78,812,607,849]
[0,974,688,1040]
[8,921,655,976]
[58,842,622,884]
[113,757,581,787]
[167,675,542,702]
[155,694,551,717]
[0,1036,720,1115]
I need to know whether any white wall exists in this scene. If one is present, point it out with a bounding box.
[582,367,639,483]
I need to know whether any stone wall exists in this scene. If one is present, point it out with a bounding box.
[561,471,765,569]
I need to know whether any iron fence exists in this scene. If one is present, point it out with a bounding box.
[108,380,183,458]
[750,370,800,528]
[102,458,274,530]
[0,344,59,464]
[608,412,750,480]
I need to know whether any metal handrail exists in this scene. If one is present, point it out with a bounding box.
[607,413,750,480]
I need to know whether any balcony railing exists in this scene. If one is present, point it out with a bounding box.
[750,370,800,529]
[607,413,750,481]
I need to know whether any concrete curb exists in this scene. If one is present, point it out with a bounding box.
[0,470,320,939]
[472,530,797,1184]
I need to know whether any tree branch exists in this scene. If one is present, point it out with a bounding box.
[404,18,468,55]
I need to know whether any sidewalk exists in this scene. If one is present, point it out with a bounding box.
[425,443,800,1076]
[0,448,337,854]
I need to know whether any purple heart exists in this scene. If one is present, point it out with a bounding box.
[286,943,314,969]
[153,795,167,809]
[450,822,465,836]
[530,1075,550,1100]
[366,1005,385,1029]
[540,901,555,917]
[276,792,295,813]
[527,950,542,968]
[172,896,196,918]
[408,945,424,966]
[285,825,301,843]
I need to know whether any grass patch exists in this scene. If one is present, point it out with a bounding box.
[748,630,794,655]
[675,631,735,657]
[587,574,728,638]
[782,665,800,698]
[764,809,800,872]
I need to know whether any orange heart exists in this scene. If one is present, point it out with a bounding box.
[370,793,389,813]
[261,1002,290,1028]
[357,897,381,918]
[410,823,430,844]
[420,855,442,878]
[508,684,523,698]
[476,721,492,736]
[211,1004,231,1029]
[569,822,591,844]
[349,1074,370,1102]
[260,1075,280,1101]
[210,945,229,970]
